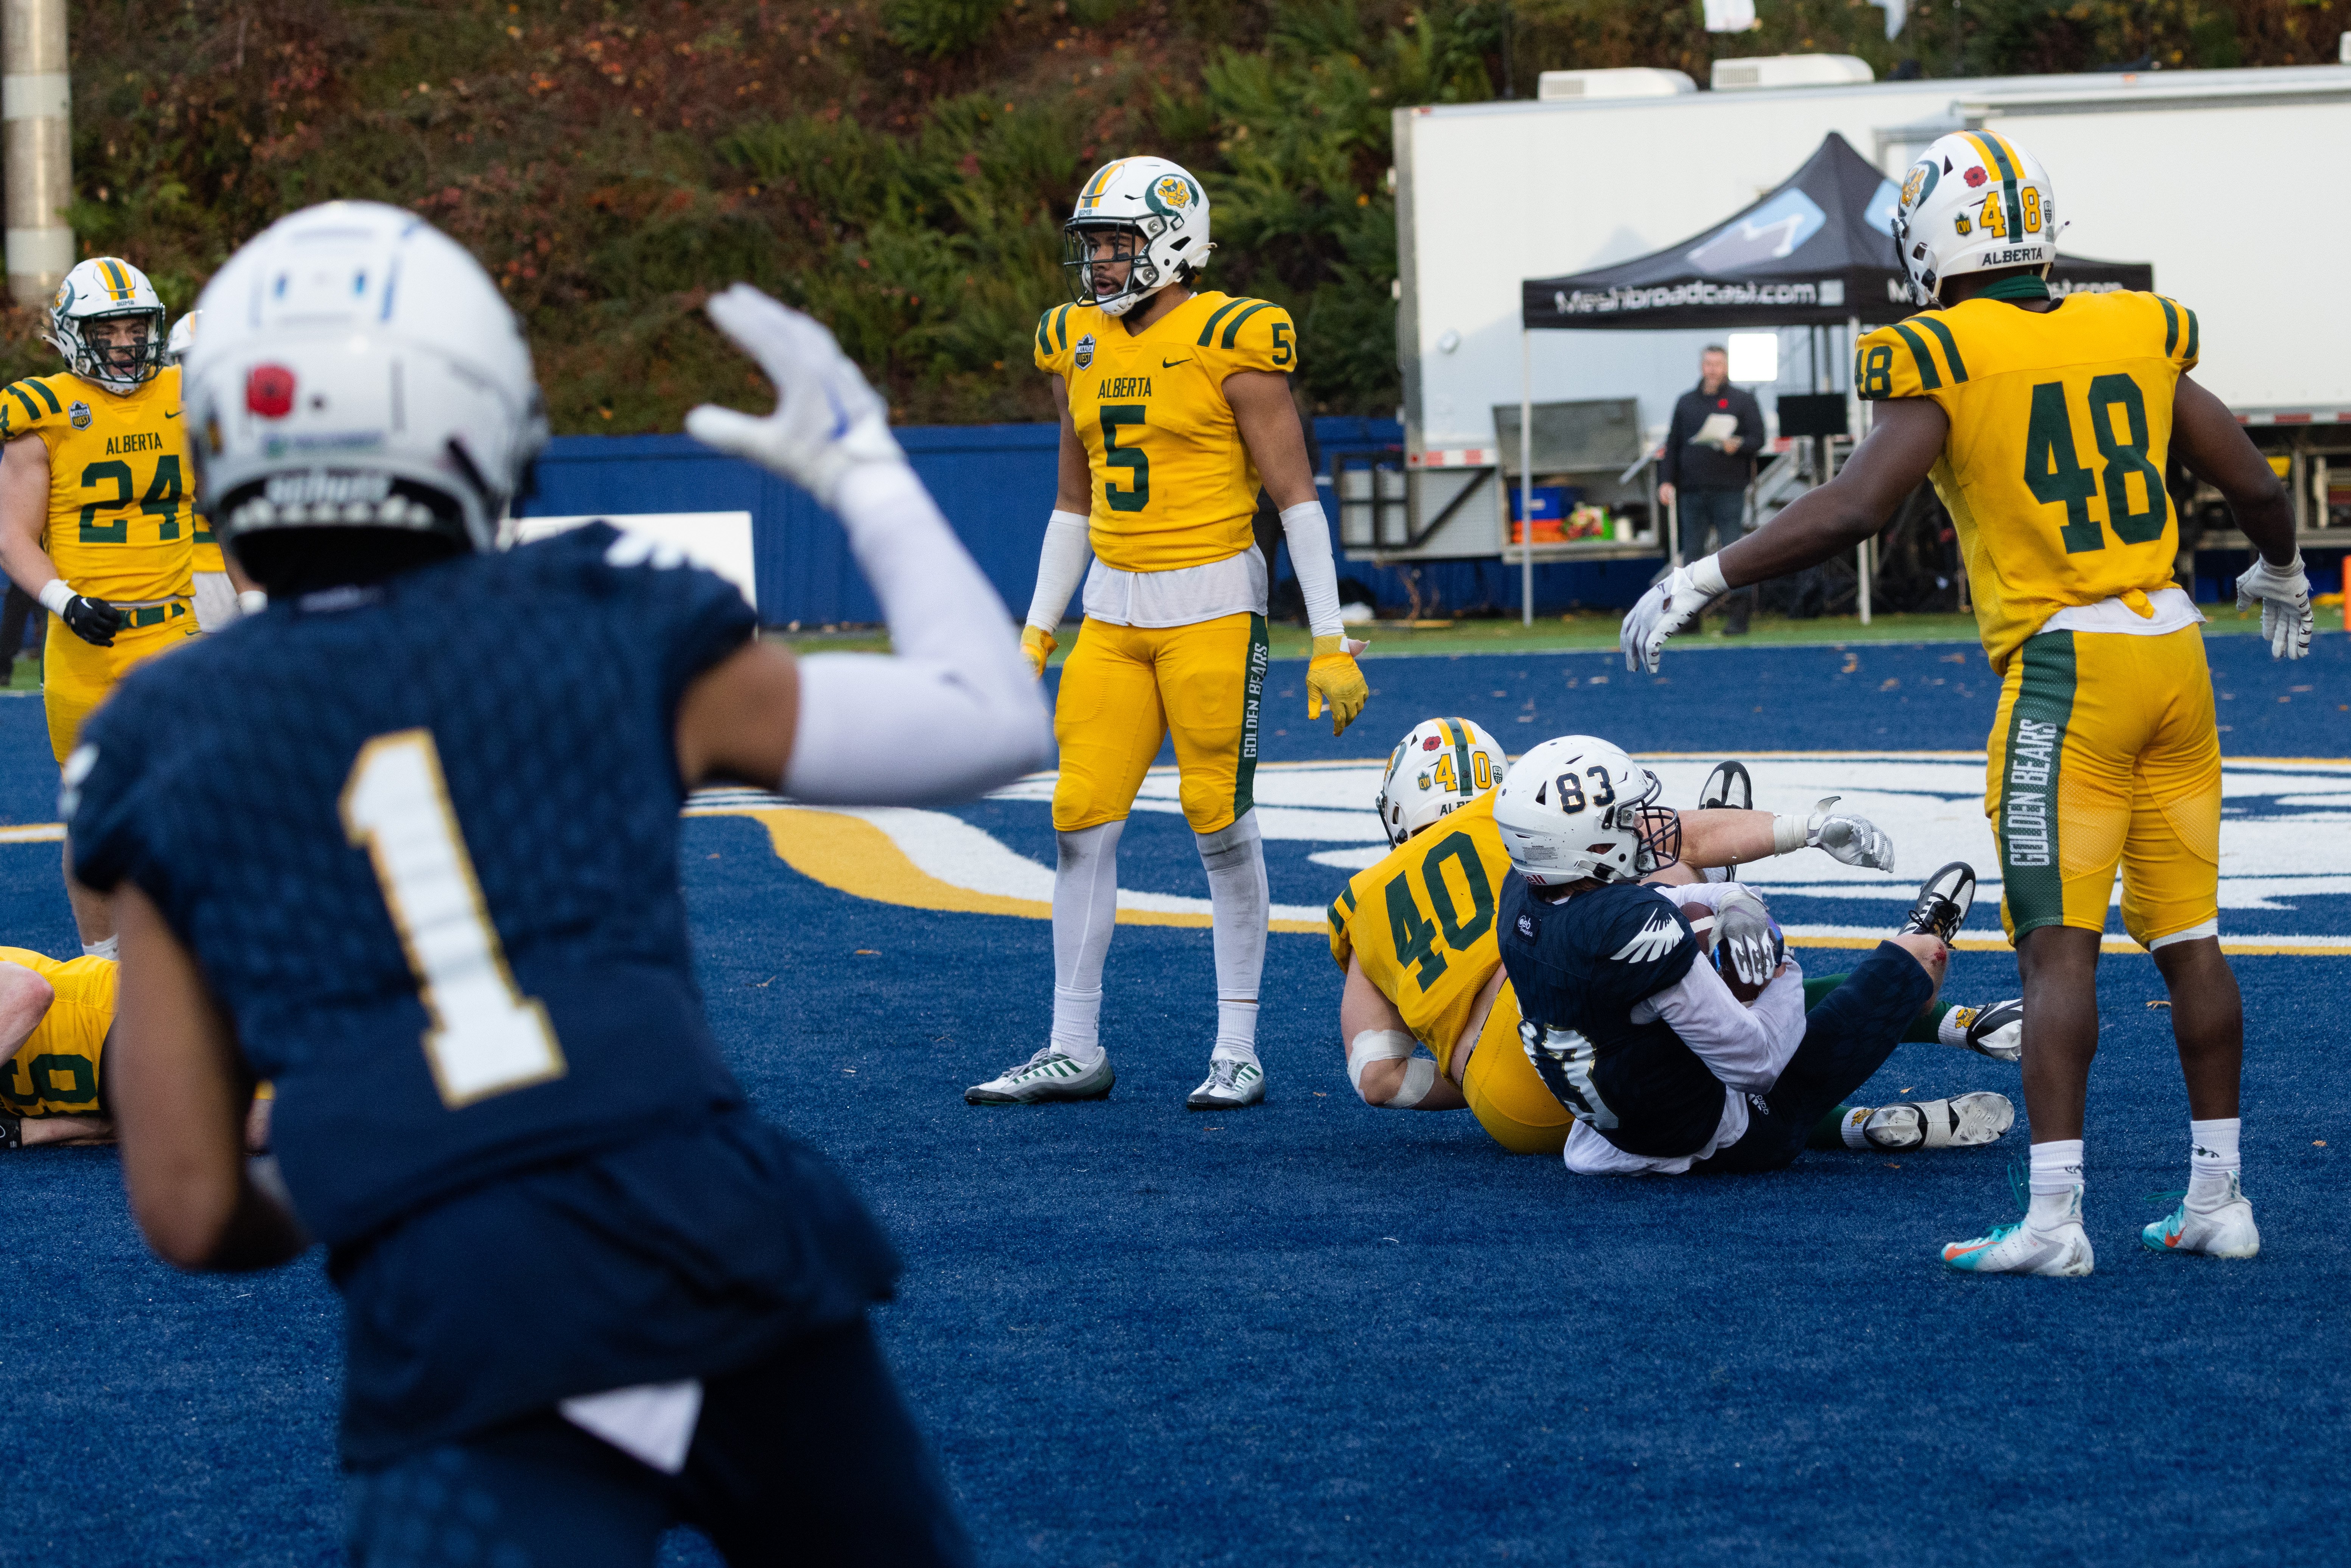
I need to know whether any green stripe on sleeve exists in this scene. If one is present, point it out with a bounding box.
[7,386,39,425]
[1036,312,1051,359]
[2158,297,2180,359]
[1916,317,1968,384]
[1219,301,1273,350]
[1196,300,1246,347]
[2182,307,2199,363]
[1889,324,1942,391]
[30,379,61,415]
[1053,305,1071,352]
[1339,886,1357,914]
[1996,632,2077,936]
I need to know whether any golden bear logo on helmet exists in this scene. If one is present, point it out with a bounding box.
[1901,162,1936,212]
[1146,173,1199,221]
[51,280,72,312]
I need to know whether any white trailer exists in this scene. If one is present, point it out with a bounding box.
[1377,61,2351,566]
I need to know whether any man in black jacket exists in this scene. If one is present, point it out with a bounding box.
[1659,345,1766,633]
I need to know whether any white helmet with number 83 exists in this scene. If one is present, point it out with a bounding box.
[1492,735,1680,888]
[1374,717,1508,847]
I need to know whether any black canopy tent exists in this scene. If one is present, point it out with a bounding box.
[1502,132,2153,620]
[1519,131,2153,332]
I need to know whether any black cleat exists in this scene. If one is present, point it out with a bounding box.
[1899,861,1976,944]
[1697,760,1753,812]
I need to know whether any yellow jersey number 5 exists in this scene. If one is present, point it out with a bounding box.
[1100,405,1149,513]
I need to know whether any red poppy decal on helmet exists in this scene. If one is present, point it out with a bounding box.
[1423,735,1442,750]
[247,365,296,419]
[1963,166,1988,188]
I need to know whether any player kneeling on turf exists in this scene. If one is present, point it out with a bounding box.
[1334,721,2020,1156]
[1491,737,2013,1176]
[74,203,1046,1565]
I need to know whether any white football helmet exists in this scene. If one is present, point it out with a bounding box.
[1492,735,1681,889]
[1892,131,2060,308]
[1374,717,1508,847]
[166,309,198,366]
[182,201,547,559]
[1063,156,1213,318]
[48,257,167,392]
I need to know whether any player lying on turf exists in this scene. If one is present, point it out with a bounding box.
[1490,736,2010,1176]
[1620,131,2298,1268]
[1333,718,2021,1155]
[76,204,1046,1565]
[0,945,117,1148]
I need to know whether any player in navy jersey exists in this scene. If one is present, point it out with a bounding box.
[1492,736,2006,1176]
[68,204,1048,1565]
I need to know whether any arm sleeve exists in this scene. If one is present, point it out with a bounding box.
[1280,500,1343,639]
[783,462,1053,805]
[1634,958,1808,1093]
[1023,510,1091,632]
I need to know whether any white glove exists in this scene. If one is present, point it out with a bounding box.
[1713,886,1784,989]
[1774,796,1895,872]
[1620,555,1729,673]
[2234,552,2312,661]
[684,285,905,510]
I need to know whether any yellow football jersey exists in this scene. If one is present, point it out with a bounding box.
[0,946,114,1118]
[1035,290,1298,573]
[1856,290,2199,674]
[178,378,223,574]
[1328,793,1510,1073]
[0,367,195,604]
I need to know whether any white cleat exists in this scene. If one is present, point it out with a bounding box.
[1942,1188,2095,1276]
[1185,1055,1265,1111]
[2143,1175,2261,1259]
[964,1046,1115,1105]
[1941,998,2023,1062]
[1850,1092,2015,1151]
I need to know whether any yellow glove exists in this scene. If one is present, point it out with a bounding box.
[1306,634,1370,736]
[1020,624,1057,680]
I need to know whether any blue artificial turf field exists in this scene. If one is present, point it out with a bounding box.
[3,631,2348,1567]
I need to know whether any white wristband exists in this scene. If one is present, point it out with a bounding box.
[37,578,74,616]
[236,589,269,617]
[1345,1029,1415,1099]
[1687,553,1730,598]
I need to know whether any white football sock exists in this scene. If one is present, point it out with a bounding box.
[1196,810,1268,1063]
[2188,1117,2241,1200]
[2027,1138,2084,1229]
[1050,819,1124,1065]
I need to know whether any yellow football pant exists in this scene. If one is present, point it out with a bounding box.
[1984,625,2221,948]
[1051,612,1269,835]
[43,604,196,766]
[1458,981,1574,1156]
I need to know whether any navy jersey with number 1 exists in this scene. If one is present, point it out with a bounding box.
[67,524,899,1464]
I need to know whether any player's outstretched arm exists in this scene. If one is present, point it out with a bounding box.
[1228,370,1368,735]
[1621,398,1948,672]
[107,885,306,1271]
[683,286,1051,803]
[2172,374,2310,660]
[1678,802,1895,875]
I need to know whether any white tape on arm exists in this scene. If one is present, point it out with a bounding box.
[1388,1057,1438,1109]
[1688,552,1731,597]
[37,578,73,615]
[1345,1029,1415,1102]
[1278,500,1344,638]
[1024,509,1091,632]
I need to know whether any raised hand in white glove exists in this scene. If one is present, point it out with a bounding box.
[684,284,904,510]
[1774,795,1895,873]
[1712,886,1785,990]
[2234,552,2312,661]
[1621,554,1729,673]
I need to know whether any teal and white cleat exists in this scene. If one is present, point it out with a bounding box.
[965,1046,1115,1105]
[1942,1188,2094,1276]
[1185,1055,1266,1111]
[2143,1176,2261,1259]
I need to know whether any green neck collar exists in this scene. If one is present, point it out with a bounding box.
[1977,273,2051,304]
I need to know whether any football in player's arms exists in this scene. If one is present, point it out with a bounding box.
[1332,721,2021,1158]
[1493,736,2013,1177]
